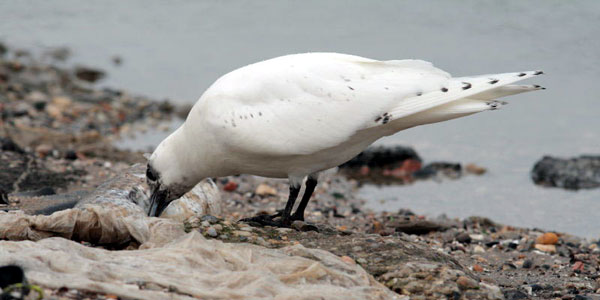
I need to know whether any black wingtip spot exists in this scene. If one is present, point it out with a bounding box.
[534,71,544,75]
[441,87,448,92]
[416,92,423,96]
[348,86,354,90]
[518,73,526,77]
[462,82,472,90]
[489,79,499,84]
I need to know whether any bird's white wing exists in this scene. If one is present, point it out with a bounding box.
[197,53,541,156]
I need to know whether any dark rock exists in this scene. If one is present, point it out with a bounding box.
[13,187,56,197]
[0,188,8,205]
[529,284,543,292]
[574,295,593,300]
[0,42,7,56]
[531,155,600,190]
[64,150,78,160]
[74,66,105,82]
[455,232,472,244]
[0,137,24,154]
[503,289,529,300]
[0,265,27,289]
[413,162,462,180]
[522,259,533,269]
[340,145,421,169]
[392,219,446,235]
[200,215,219,224]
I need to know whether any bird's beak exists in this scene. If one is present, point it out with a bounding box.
[148,188,168,217]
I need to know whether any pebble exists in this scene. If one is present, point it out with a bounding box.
[340,256,356,265]
[200,215,219,224]
[276,227,293,234]
[472,264,484,272]
[456,276,479,290]
[522,259,533,269]
[206,227,218,237]
[534,244,557,253]
[223,181,238,191]
[255,183,277,196]
[465,163,487,175]
[473,245,485,254]
[233,230,252,237]
[455,232,471,244]
[536,232,559,245]
[35,144,52,158]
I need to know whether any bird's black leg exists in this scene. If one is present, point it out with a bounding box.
[279,184,301,226]
[291,177,318,222]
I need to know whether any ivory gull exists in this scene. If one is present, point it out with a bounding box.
[146,53,544,226]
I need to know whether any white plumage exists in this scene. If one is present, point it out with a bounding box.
[147,53,543,220]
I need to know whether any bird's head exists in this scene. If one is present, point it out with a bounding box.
[146,127,199,217]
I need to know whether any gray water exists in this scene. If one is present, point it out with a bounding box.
[2,1,599,237]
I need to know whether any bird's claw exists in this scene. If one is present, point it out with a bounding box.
[239,213,291,228]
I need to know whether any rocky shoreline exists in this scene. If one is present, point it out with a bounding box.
[1,44,600,300]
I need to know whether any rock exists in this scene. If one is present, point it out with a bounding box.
[413,162,461,180]
[534,244,557,253]
[392,219,445,235]
[503,289,529,300]
[255,183,277,196]
[52,96,72,109]
[473,245,485,254]
[233,230,252,237]
[292,220,319,232]
[531,155,600,190]
[206,227,218,237]
[0,265,27,290]
[0,137,24,154]
[64,150,78,160]
[456,232,472,244]
[473,264,484,272]
[456,275,479,290]
[536,232,559,245]
[200,215,219,224]
[522,259,533,269]
[223,181,238,191]
[340,256,356,265]
[35,144,53,158]
[339,145,421,169]
[465,163,487,175]
[74,66,105,82]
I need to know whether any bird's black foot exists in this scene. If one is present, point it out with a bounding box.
[240,212,292,228]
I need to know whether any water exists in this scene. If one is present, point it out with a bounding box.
[1,1,599,237]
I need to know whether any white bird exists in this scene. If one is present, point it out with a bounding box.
[146,53,544,225]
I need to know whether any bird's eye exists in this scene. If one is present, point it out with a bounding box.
[146,165,157,181]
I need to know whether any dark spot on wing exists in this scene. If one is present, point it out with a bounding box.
[382,116,390,124]
[462,82,472,90]
[348,86,354,90]
[489,79,499,84]
[258,112,262,116]
[416,92,423,96]
[250,114,254,118]
[441,87,448,92]
[384,87,389,90]
[518,73,526,77]
[374,116,382,122]
[534,71,544,75]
